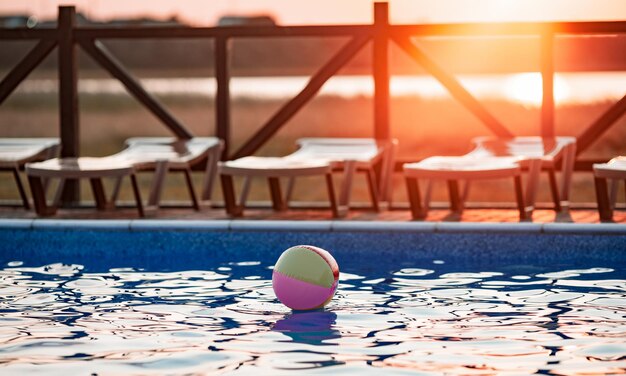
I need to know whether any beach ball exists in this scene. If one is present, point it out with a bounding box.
[272,245,339,310]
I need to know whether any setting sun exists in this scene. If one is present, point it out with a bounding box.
[504,72,570,106]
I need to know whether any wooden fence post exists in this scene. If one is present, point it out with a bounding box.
[374,2,390,141]
[215,36,230,160]
[541,29,555,139]
[58,6,80,205]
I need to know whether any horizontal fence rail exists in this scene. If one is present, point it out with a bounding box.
[0,2,625,205]
[3,21,626,41]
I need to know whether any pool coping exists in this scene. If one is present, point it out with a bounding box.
[0,219,624,235]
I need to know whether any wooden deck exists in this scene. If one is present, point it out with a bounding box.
[0,201,624,224]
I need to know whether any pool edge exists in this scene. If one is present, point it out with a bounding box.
[0,219,624,235]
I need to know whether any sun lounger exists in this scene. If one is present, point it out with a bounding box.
[465,136,576,210]
[26,157,144,217]
[404,136,574,219]
[25,137,222,215]
[404,156,541,220]
[593,156,626,221]
[219,156,338,217]
[0,138,59,209]
[220,138,396,216]
[109,137,223,210]
[285,138,398,210]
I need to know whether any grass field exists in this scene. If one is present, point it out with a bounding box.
[0,91,624,206]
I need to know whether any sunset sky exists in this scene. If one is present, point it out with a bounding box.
[1,0,625,26]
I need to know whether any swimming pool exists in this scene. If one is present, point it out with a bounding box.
[1,220,625,374]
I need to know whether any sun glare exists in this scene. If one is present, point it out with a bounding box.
[504,73,570,106]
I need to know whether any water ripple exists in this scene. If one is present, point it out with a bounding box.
[0,261,624,374]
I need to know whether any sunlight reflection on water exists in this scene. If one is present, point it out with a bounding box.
[0,262,624,374]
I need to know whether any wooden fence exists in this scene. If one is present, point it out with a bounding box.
[1,3,625,204]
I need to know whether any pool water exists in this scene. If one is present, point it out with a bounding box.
[1,237,625,375]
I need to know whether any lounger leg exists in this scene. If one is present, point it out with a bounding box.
[201,145,222,202]
[339,160,356,209]
[27,175,56,216]
[447,180,463,214]
[405,177,425,220]
[182,168,200,211]
[90,178,108,211]
[560,142,576,207]
[377,150,388,202]
[514,175,527,220]
[594,177,613,221]
[547,169,562,211]
[148,160,169,208]
[524,159,541,215]
[236,177,251,208]
[609,179,619,209]
[42,177,52,192]
[285,177,296,204]
[378,141,397,203]
[366,168,380,212]
[12,167,30,209]
[220,174,243,217]
[130,173,144,218]
[461,180,471,202]
[325,173,339,218]
[110,177,123,206]
[53,178,66,207]
[268,177,286,211]
[424,180,433,211]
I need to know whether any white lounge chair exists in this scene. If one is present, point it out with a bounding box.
[0,138,59,209]
[409,136,576,215]
[219,156,338,217]
[219,137,397,217]
[464,136,576,210]
[593,156,626,221]
[26,137,223,214]
[286,138,397,210]
[404,156,541,220]
[110,137,223,210]
[26,156,144,217]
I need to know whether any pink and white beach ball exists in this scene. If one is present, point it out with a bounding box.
[272,245,339,310]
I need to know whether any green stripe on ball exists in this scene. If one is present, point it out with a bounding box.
[273,246,335,288]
